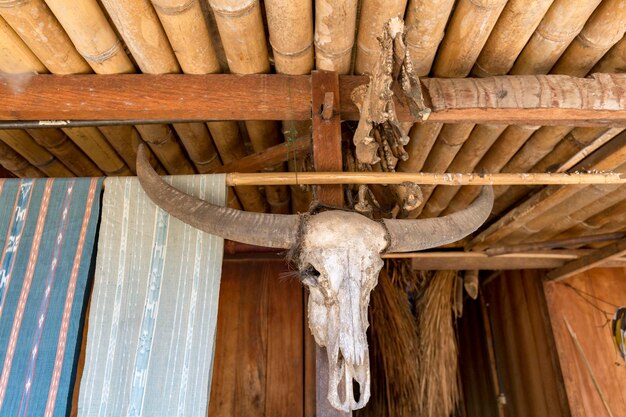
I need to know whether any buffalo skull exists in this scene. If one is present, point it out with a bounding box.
[136,146,493,412]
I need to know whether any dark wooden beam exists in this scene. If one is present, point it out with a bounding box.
[312,70,343,207]
[214,136,310,173]
[311,70,348,417]
[2,74,626,126]
[545,239,626,282]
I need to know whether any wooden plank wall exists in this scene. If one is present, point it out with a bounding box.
[208,259,305,417]
[458,298,499,417]
[465,270,571,417]
[544,267,626,417]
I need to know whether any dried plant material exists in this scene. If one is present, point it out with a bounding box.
[360,266,420,417]
[352,17,430,167]
[416,270,459,417]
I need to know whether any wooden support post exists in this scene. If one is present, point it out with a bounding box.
[545,238,626,282]
[312,70,344,207]
[311,70,349,417]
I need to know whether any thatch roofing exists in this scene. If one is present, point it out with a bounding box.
[0,0,625,258]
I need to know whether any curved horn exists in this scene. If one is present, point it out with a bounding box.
[383,186,494,253]
[136,145,300,249]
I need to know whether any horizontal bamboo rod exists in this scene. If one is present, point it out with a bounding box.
[224,172,625,186]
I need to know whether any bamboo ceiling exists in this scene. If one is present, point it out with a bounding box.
[0,0,625,252]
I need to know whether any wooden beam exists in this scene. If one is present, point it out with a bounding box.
[406,250,626,271]
[2,73,626,126]
[214,136,310,173]
[545,239,626,282]
[311,70,348,417]
[312,70,343,206]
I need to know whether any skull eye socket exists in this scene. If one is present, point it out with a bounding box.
[300,263,321,283]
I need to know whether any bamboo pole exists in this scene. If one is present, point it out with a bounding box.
[404,0,454,76]
[0,1,133,177]
[26,128,103,176]
[0,130,73,177]
[354,0,408,75]
[151,0,221,74]
[489,9,626,218]
[208,0,289,214]
[314,0,358,73]
[265,0,314,75]
[100,0,196,176]
[172,123,221,172]
[43,0,135,73]
[534,127,612,173]
[0,140,44,178]
[0,0,90,74]
[557,199,626,240]
[97,125,141,172]
[556,128,625,173]
[0,15,47,73]
[208,121,267,213]
[150,0,222,174]
[208,0,269,74]
[419,124,507,218]
[592,35,626,73]
[432,0,507,78]
[551,0,626,77]
[284,120,314,213]
[2,0,135,175]
[493,127,617,215]
[264,2,314,212]
[397,123,444,173]
[533,187,626,241]
[501,182,623,246]
[511,0,602,75]
[407,123,475,217]
[470,135,626,250]
[62,127,132,175]
[443,125,540,215]
[151,0,262,210]
[473,0,554,76]
[223,171,624,187]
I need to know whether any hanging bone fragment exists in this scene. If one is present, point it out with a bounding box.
[352,17,431,167]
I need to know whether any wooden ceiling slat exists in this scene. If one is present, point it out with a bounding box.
[551,0,626,77]
[545,239,626,281]
[471,132,626,251]
[405,0,455,76]
[441,125,540,216]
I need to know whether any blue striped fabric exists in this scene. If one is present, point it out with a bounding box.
[0,177,102,417]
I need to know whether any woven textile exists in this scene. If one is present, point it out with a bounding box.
[78,175,226,417]
[0,178,102,417]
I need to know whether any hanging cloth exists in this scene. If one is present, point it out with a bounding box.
[78,175,226,417]
[0,178,102,417]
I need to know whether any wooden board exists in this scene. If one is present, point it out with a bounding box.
[481,271,571,417]
[544,268,626,417]
[208,260,304,417]
[2,73,626,126]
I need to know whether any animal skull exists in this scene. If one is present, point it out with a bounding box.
[135,145,493,412]
[300,211,388,410]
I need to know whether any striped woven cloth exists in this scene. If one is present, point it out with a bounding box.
[0,178,102,417]
[78,175,226,417]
